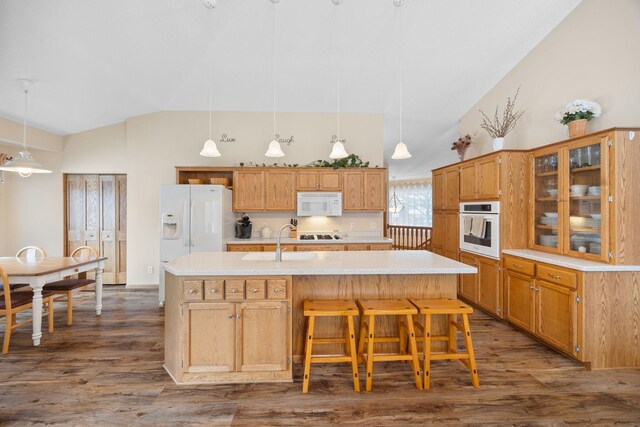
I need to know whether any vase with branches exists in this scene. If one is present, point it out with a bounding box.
[479,87,525,151]
[451,134,472,161]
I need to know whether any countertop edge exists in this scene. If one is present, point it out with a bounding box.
[502,249,640,272]
[164,267,477,276]
[226,238,393,245]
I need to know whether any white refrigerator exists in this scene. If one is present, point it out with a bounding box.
[159,185,234,305]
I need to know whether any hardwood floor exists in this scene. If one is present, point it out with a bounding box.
[1,287,639,426]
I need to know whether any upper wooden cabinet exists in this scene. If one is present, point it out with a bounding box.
[460,156,500,201]
[296,170,342,191]
[527,128,640,264]
[343,169,387,211]
[233,170,265,211]
[432,170,445,210]
[265,170,295,211]
[444,167,460,210]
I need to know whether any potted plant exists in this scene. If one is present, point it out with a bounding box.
[554,99,602,138]
[451,134,472,161]
[479,88,525,151]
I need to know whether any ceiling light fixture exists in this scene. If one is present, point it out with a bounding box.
[199,0,221,158]
[329,0,349,160]
[265,0,285,158]
[391,0,411,160]
[0,80,52,177]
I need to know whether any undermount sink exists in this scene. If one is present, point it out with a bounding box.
[241,252,318,262]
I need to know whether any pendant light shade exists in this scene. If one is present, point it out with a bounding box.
[391,142,411,160]
[0,80,52,177]
[200,139,221,157]
[265,139,285,157]
[329,141,348,159]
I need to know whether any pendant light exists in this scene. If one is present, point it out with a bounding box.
[265,0,285,158]
[199,0,221,158]
[391,0,411,160]
[0,80,52,177]
[388,177,404,214]
[328,0,348,160]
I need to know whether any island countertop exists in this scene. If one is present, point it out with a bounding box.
[164,250,477,276]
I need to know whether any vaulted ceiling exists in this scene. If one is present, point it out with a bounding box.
[0,0,581,177]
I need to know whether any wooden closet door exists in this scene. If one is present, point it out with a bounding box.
[116,175,127,284]
[100,175,117,284]
[66,175,86,255]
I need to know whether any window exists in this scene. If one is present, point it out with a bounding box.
[388,179,432,226]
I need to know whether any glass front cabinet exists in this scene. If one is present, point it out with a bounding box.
[530,134,610,262]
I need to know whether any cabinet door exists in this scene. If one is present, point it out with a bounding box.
[477,157,500,199]
[458,252,478,302]
[296,171,318,191]
[319,171,342,191]
[443,212,459,254]
[431,212,444,250]
[295,244,345,251]
[504,271,535,333]
[185,303,235,373]
[236,301,289,372]
[364,170,386,210]
[444,167,460,210]
[563,135,609,262]
[477,257,501,317]
[342,171,364,210]
[531,148,563,253]
[265,171,295,211]
[536,280,577,355]
[99,175,117,284]
[233,171,264,211]
[432,171,445,210]
[460,163,477,200]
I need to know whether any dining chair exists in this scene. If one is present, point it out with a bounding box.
[10,246,49,291]
[43,246,98,326]
[0,267,55,354]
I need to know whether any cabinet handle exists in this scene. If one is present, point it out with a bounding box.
[513,264,524,269]
[274,288,280,293]
[188,289,196,294]
[251,288,258,293]
[227,314,233,319]
[236,314,241,319]
[529,286,540,292]
[231,289,237,293]
[210,289,217,294]
[547,274,562,279]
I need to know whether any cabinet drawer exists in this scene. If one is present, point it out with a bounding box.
[225,280,245,300]
[183,280,203,301]
[204,280,224,300]
[246,279,266,299]
[504,257,535,277]
[537,265,577,289]
[267,279,287,299]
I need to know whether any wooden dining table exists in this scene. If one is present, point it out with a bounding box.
[0,256,107,346]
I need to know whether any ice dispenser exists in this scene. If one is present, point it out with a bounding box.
[162,213,180,239]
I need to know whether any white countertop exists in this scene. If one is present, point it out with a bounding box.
[226,237,393,245]
[165,250,477,276]
[502,249,640,272]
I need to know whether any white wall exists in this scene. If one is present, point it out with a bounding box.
[126,111,384,285]
[62,122,127,173]
[460,0,640,158]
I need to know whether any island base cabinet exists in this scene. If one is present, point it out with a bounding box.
[164,274,292,384]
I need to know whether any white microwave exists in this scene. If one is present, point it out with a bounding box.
[297,192,342,216]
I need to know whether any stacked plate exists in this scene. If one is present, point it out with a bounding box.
[587,186,601,196]
[539,235,558,247]
[540,216,558,226]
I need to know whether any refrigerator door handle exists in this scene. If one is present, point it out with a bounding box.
[182,201,190,247]
[190,199,196,247]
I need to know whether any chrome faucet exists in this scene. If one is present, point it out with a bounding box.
[275,224,295,262]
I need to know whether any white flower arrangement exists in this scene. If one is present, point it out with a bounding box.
[554,99,602,125]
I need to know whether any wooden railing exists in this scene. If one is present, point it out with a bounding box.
[387,225,432,251]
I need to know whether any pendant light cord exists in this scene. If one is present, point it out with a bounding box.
[23,88,28,151]
[272,1,277,139]
[209,59,213,140]
[334,6,340,142]
[398,5,403,143]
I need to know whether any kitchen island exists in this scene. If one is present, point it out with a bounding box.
[163,250,476,384]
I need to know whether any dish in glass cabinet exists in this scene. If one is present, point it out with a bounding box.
[590,214,601,219]
[546,189,558,197]
[543,212,558,217]
[570,184,589,196]
[587,186,601,196]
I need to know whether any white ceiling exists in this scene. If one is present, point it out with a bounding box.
[0,0,581,177]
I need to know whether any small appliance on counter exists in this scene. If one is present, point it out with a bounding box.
[235,214,252,239]
[260,224,273,239]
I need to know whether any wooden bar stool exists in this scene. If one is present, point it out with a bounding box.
[302,299,360,393]
[356,298,422,392]
[409,298,479,389]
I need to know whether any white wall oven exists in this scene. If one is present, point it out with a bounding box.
[459,201,500,259]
